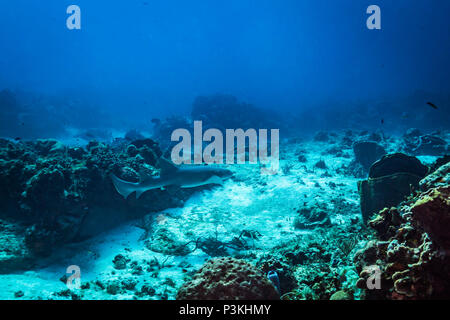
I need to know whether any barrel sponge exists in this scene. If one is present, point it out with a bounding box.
[176,257,279,300]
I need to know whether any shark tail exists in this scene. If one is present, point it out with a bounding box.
[111,174,141,199]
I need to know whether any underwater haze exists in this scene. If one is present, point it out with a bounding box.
[0,0,450,301]
[1,0,450,135]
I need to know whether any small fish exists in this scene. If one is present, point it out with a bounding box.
[380,119,384,125]
[426,102,438,110]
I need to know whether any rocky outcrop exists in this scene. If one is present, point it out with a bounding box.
[293,207,331,229]
[355,161,450,300]
[403,130,448,156]
[420,161,450,191]
[411,186,450,248]
[0,138,197,260]
[0,220,31,273]
[256,257,297,295]
[176,257,279,300]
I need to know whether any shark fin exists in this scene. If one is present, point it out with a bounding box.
[111,174,138,199]
[158,157,178,176]
[135,189,145,199]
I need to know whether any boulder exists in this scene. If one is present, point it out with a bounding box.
[176,257,279,300]
[294,207,331,229]
[403,131,448,156]
[412,135,448,156]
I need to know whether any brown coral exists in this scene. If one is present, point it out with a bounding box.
[420,162,450,191]
[411,186,450,248]
[176,257,279,300]
[355,181,450,299]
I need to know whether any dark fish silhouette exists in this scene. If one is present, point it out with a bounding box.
[426,102,438,110]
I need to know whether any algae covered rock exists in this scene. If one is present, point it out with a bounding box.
[34,139,66,156]
[112,254,130,270]
[0,220,31,273]
[404,133,448,156]
[176,257,279,300]
[420,161,450,191]
[294,207,331,229]
[145,228,191,256]
[22,166,66,218]
[330,290,353,300]
[368,207,403,240]
[355,183,450,300]
[411,186,450,248]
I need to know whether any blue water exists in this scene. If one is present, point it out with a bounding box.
[0,0,449,301]
[1,0,449,132]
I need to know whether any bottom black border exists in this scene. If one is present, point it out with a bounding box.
[0,300,445,319]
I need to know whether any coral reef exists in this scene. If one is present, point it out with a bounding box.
[256,256,297,295]
[355,160,450,299]
[0,137,196,262]
[259,225,365,300]
[420,161,449,191]
[0,126,447,300]
[411,186,450,248]
[176,257,279,300]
